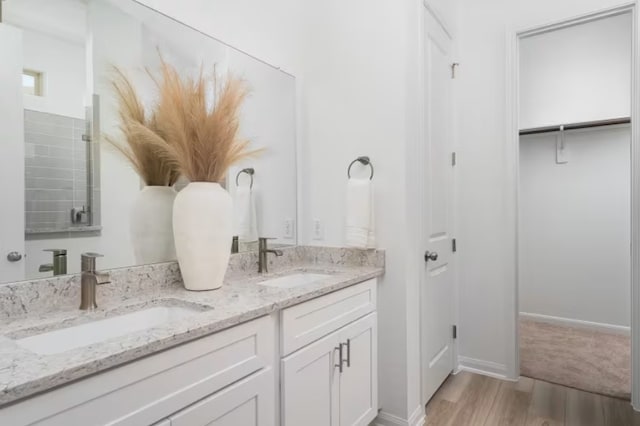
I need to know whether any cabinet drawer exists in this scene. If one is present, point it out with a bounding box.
[170,368,274,426]
[281,279,376,355]
[0,315,274,426]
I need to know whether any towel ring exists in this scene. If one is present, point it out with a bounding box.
[235,168,255,189]
[347,156,374,180]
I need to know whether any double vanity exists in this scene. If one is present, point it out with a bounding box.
[0,247,383,426]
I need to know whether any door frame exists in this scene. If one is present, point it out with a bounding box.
[416,0,459,406]
[505,2,640,408]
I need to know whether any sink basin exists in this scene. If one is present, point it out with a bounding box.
[258,273,331,289]
[15,306,201,355]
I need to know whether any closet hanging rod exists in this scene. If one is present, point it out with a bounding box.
[519,117,630,136]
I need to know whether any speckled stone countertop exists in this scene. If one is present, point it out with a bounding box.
[0,246,384,406]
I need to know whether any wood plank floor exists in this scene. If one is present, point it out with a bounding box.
[425,372,640,426]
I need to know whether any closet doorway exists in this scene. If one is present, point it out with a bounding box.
[517,11,633,400]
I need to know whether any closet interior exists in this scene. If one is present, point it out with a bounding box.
[518,12,632,399]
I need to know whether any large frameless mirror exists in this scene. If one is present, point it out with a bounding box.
[0,0,297,283]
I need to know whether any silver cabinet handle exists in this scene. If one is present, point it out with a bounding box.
[345,339,351,368]
[335,343,344,373]
[7,252,22,262]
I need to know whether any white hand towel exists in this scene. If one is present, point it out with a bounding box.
[346,178,376,249]
[234,186,258,242]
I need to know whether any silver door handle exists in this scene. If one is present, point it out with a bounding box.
[424,251,438,262]
[7,252,23,262]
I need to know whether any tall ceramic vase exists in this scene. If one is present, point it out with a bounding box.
[130,186,177,264]
[173,182,233,291]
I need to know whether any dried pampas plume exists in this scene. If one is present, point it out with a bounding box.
[106,66,179,186]
[145,59,262,183]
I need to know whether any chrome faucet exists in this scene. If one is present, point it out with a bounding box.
[258,237,283,273]
[39,249,67,276]
[80,252,110,310]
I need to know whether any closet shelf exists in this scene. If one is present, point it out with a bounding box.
[519,117,630,136]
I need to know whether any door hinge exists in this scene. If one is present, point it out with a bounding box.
[452,325,457,339]
[451,62,460,79]
[452,238,457,253]
[451,152,457,166]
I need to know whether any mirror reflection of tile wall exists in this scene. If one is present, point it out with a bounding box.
[24,110,87,233]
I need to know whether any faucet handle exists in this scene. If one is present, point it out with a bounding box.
[96,272,111,286]
[81,252,103,272]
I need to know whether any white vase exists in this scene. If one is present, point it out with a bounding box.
[173,182,233,291]
[130,186,177,264]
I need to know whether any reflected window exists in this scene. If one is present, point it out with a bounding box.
[22,69,43,96]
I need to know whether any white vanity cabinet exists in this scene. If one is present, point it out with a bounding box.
[1,278,378,426]
[280,279,378,426]
[0,316,275,426]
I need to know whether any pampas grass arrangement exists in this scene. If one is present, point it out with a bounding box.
[108,60,259,184]
[106,67,179,187]
[107,56,261,290]
[147,60,262,183]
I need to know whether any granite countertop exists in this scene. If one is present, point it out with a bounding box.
[0,246,384,406]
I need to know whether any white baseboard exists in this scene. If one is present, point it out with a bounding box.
[457,356,512,381]
[520,312,630,336]
[408,404,425,426]
[374,405,425,426]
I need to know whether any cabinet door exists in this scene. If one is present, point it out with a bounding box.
[281,329,341,426]
[170,368,274,426]
[338,313,378,426]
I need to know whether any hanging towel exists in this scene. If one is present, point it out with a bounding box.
[345,178,376,249]
[234,186,258,242]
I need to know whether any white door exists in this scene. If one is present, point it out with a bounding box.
[281,329,340,426]
[170,369,274,426]
[420,7,456,403]
[0,24,25,282]
[338,313,378,426]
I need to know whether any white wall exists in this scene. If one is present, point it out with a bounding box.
[455,0,634,377]
[519,128,630,326]
[519,13,631,129]
[518,15,631,328]
[21,29,86,119]
[295,2,409,420]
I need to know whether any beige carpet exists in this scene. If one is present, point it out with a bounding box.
[520,318,630,400]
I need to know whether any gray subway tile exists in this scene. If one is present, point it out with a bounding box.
[47,147,74,159]
[25,189,74,201]
[25,122,73,138]
[25,132,74,148]
[26,167,74,180]
[25,178,73,191]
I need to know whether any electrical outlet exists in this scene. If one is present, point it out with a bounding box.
[313,219,324,240]
[283,219,294,239]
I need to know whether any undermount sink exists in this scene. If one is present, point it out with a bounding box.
[258,273,332,289]
[14,305,202,355]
